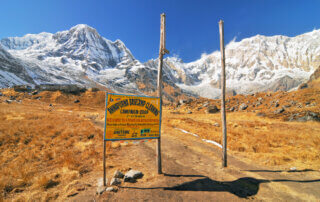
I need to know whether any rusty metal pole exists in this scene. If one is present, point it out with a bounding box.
[219,20,227,167]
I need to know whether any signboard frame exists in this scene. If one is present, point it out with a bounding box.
[103,92,162,141]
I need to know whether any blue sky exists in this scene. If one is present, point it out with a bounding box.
[0,0,319,62]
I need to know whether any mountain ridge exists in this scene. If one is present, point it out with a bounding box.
[1,24,319,99]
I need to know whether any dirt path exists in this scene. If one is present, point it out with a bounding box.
[71,119,320,202]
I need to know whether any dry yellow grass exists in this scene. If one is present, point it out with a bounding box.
[0,87,319,200]
[164,109,320,170]
[0,95,106,201]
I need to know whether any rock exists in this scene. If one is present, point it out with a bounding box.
[289,100,296,105]
[297,112,320,122]
[305,101,311,105]
[74,99,80,103]
[239,103,248,110]
[213,123,220,127]
[96,186,105,195]
[5,100,12,104]
[255,102,262,107]
[185,98,193,104]
[256,112,266,117]
[87,134,94,139]
[187,111,192,114]
[0,92,2,96]
[202,102,209,107]
[32,91,38,95]
[49,104,53,107]
[35,84,86,94]
[206,105,219,114]
[89,87,100,92]
[67,192,79,197]
[124,170,143,182]
[275,103,279,107]
[113,170,124,178]
[229,106,235,111]
[298,83,308,89]
[179,99,187,105]
[13,85,32,92]
[274,108,285,114]
[110,178,121,186]
[13,188,24,193]
[309,102,317,107]
[257,97,264,102]
[106,187,117,192]
[283,104,291,108]
[10,96,16,100]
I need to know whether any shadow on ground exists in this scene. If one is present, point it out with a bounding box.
[243,169,317,173]
[121,174,320,198]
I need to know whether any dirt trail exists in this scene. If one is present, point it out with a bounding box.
[73,119,320,201]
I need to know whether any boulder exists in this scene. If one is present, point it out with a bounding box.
[124,170,143,182]
[298,83,308,90]
[113,170,124,179]
[274,108,285,114]
[89,87,100,92]
[13,85,32,92]
[110,178,121,186]
[206,105,219,114]
[297,112,320,122]
[74,99,80,103]
[229,106,235,111]
[96,187,105,195]
[106,187,117,192]
[239,103,248,110]
[31,90,38,95]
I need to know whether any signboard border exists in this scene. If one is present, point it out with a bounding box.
[104,92,162,141]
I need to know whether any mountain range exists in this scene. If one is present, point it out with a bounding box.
[1,24,319,99]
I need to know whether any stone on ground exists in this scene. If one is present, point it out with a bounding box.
[110,178,121,186]
[124,170,143,182]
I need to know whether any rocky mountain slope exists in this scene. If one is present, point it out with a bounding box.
[1,25,320,99]
[145,30,320,98]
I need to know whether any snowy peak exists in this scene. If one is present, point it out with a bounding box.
[1,25,319,99]
[145,29,320,98]
[1,32,52,50]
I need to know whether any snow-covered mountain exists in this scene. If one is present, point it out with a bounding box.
[0,24,152,94]
[145,30,320,98]
[1,24,319,99]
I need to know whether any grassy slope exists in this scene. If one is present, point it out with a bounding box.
[0,86,319,201]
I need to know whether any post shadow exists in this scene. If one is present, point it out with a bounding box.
[121,175,320,198]
[243,169,316,173]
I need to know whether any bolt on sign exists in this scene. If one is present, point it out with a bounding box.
[104,93,161,141]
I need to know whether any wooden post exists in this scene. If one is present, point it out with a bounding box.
[219,20,227,167]
[157,13,169,174]
[103,92,108,186]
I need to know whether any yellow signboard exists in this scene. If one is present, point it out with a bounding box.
[104,93,161,140]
